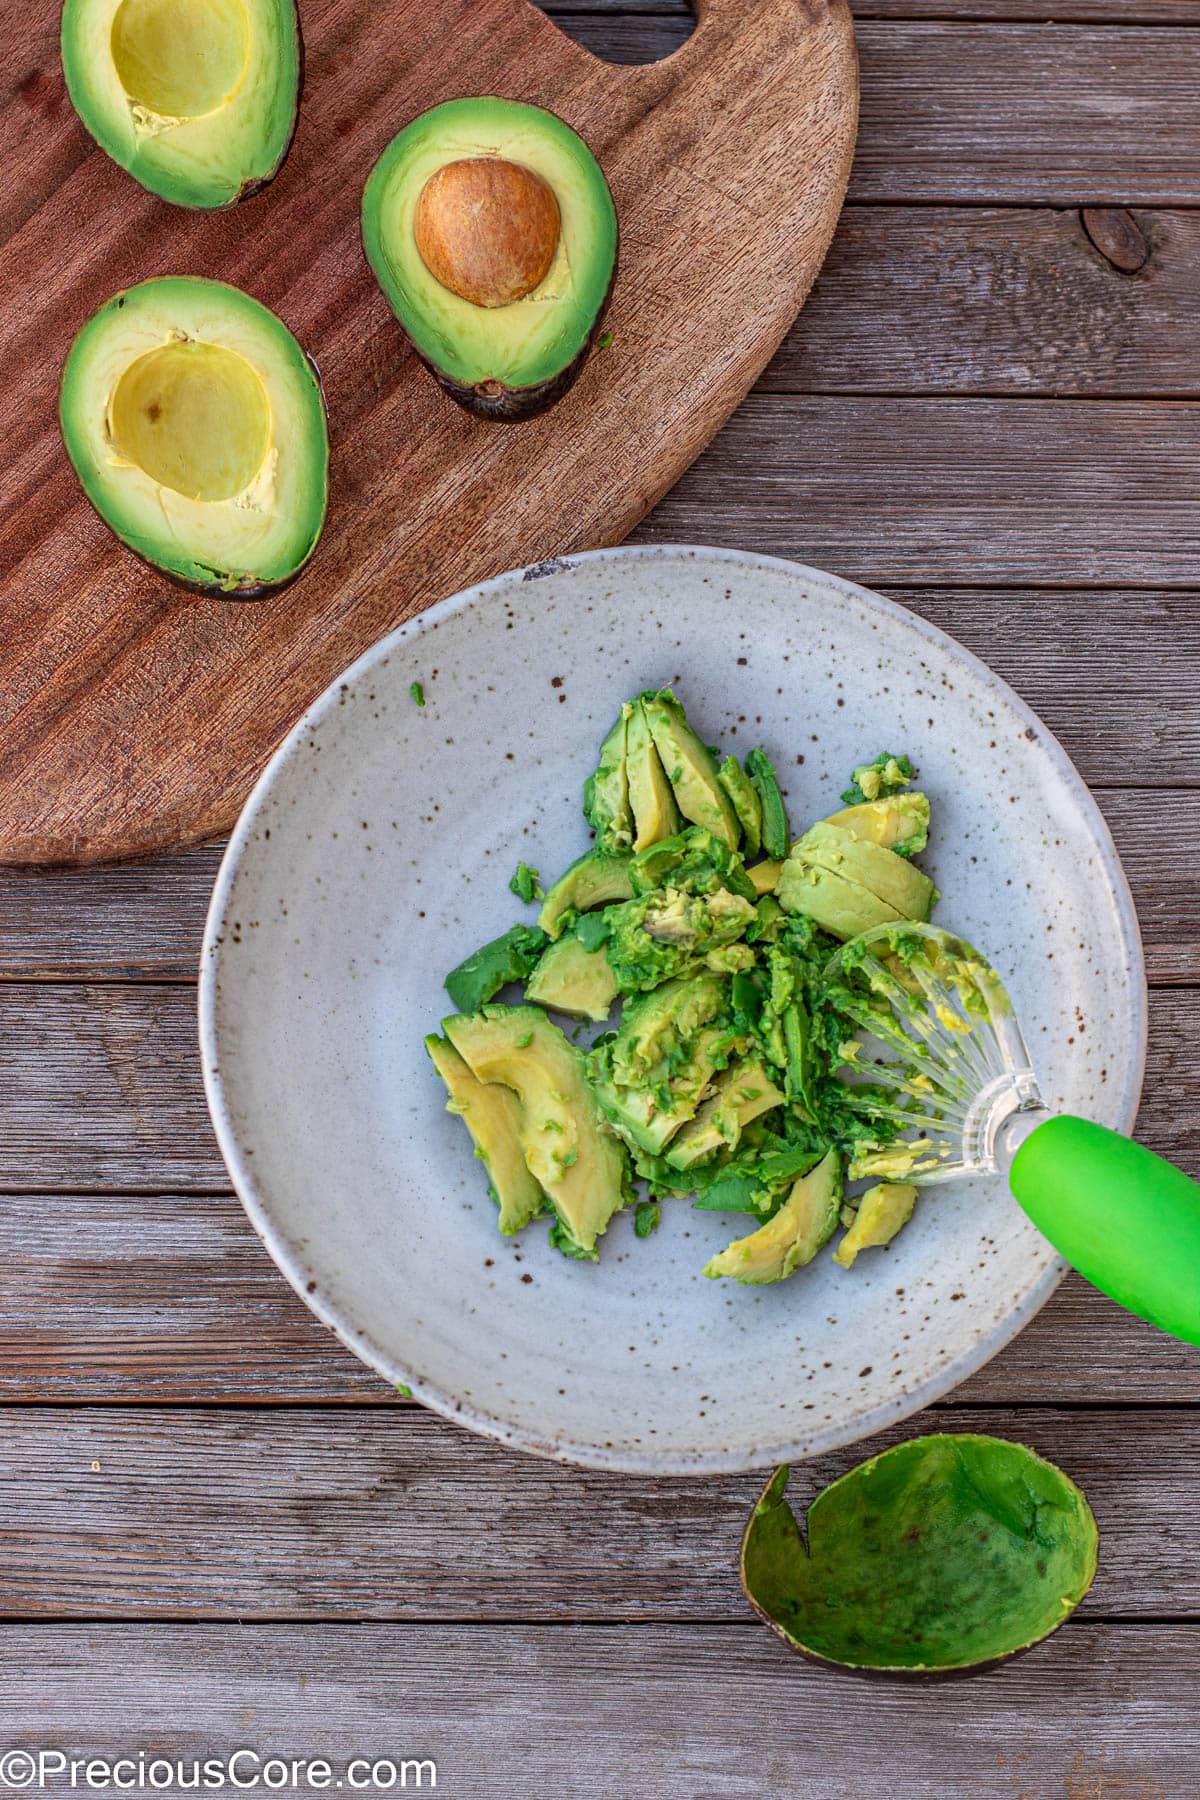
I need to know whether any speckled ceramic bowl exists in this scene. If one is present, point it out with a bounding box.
[200,547,1146,1474]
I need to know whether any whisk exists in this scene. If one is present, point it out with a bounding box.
[826,923,1200,1347]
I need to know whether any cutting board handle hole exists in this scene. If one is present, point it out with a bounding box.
[534,2,696,66]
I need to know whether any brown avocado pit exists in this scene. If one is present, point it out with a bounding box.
[414,157,561,310]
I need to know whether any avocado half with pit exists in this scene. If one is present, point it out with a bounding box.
[60,276,329,596]
[61,0,300,208]
[361,97,618,422]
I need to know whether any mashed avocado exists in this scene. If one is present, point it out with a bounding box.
[429,699,942,1283]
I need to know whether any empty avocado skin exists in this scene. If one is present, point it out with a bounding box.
[62,0,301,209]
[361,98,618,422]
[59,276,329,597]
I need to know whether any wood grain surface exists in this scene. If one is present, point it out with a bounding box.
[1,4,1199,1793]
[0,1623,1194,1800]
[0,0,857,866]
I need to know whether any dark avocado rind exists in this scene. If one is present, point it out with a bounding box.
[60,276,329,596]
[741,1438,1098,1676]
[361,97,618,424]
[61,0,301,210]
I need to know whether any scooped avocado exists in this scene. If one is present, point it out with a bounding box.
[666,1058,786,1171]
[59,277,328,595]
[747,860,782,898]
[62,0,300,208]
[526,930,618,1023]
[704,1148,841,1284]
[744,748,790,859]
[538,850,634,941]
[719,757,763,857]
[583,708,633,853]
[593,1023,745,1156]
[794,821,935,919]
[444,1007,627,1255]
[643,691,740,849]
[777,857,902,940]
[625,698,681,851]
[833,1181,918,1268]
[445,922,547,1013]
[425,1035,544,1234]
[362,98,617,422]
[825,792,930,858]
[741,1439,1098,1674]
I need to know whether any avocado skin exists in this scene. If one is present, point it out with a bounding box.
[745,748,790,860]
[417,261,615,424]
[85,340,328,602]
[61,0,302,210]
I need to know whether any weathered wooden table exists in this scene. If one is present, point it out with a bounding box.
[3,3,1198,1794]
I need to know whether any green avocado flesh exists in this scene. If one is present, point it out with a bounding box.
[526,931,618,1023]
[61,0,300,208]
[425,1035,543,1235]
[435,703,942,1279]
[704,1148,840,1283]
[444,1007,626,1254]
[60,277,328,594]
[361,98,617,417]
[742,1438,1098,1673]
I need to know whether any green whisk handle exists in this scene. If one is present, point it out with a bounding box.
[1009,1115,1200,1346]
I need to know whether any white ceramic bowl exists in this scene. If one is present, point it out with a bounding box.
[200,547,1146,1473]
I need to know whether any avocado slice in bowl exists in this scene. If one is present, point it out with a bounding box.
[61,0,300,208]
[361,97,618,422]
[59,276,329,596]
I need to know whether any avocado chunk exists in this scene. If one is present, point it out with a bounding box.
[444,923,547,1013]
[625,698,682,851]
[583,708,633,853]
[525,931,618,1023]
[741,1439,1098,1674]
[747,859,782,898]
[362,98,618,423]
[603,972,728,1089]
[538,850,634,941]
[704,1148,841,1284]
[827,793,930,858]
[642,691,740,849]
[776,856,903,941]
[719,757,763,857]
[604,885,756,993]
[593,1022,745,1156]
[842,752,914,806]
[62,0,300,209]
[59,277,328,595]
[666,1058,787,1171]
[425,1035,543,1234]
[833,1181,918,1268]
[444,1007,627,1254]
[744,748,790,859]
[793,821,935,920]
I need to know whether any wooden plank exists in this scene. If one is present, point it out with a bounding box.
[0,1621,1193,1800]
[635,397,1200,585]
[0,786,1194,985]
[0,981,1194,1195]
[559,18,1200,204]
[1,1188,1195,1403]
[767,206,1200,398]
[0,1405,1192,1620]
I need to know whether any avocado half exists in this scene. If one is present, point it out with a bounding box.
[61,0,301,209]
[60,276,329,597]
[361,98,618,422]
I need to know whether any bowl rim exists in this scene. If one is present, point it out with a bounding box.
[199,544,1148,1475]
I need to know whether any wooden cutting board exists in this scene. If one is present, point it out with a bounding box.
[0,0,856,865]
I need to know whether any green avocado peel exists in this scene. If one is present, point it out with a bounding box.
[741,1434,1098,1675]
